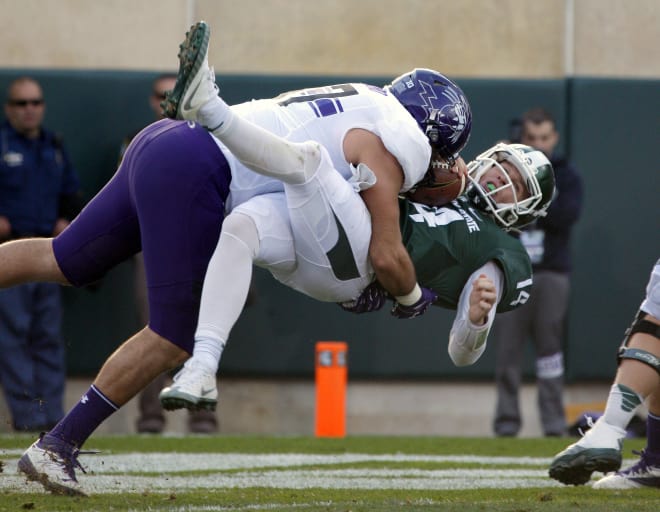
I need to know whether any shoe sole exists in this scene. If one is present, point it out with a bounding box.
[18,453,87,497]
[161,21,210,119]
[548,450,622,486]
[161,393,217,412]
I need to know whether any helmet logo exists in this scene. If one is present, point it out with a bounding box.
[419,80,468,146]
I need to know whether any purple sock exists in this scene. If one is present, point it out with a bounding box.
[44,385,119,449]
[647,412,660,458]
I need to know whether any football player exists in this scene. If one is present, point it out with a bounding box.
[549,260,660,489]
[149,21,553,411]
[11,22,474,496]
[160,141,556,412]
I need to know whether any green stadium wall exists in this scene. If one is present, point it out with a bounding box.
[1,70,658,381]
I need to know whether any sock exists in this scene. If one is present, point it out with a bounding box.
[198,95,234,134]
[646,411,660,458]
[190,336,225,375]
[44,385,119,449]
[193,213,260,376]
[601,383,643,430]
[200,97,320,184]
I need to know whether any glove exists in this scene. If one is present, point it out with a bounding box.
[338,281,387,314]
[391,286,438,319]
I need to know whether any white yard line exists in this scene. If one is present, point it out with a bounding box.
[0,451,608,494]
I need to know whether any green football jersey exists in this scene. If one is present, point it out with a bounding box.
[399,196,532,312]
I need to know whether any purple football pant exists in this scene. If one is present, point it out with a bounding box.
[53,119,231,353]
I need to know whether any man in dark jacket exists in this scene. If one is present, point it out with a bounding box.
[0,76,82,431]
[493,107,584,437]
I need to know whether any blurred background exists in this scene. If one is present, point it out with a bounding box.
[0,0,658,436]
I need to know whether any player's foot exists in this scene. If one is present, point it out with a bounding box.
[159,359,218,412]
[593,450,660,489]
[161,21,218,120]
[17,434,87,496]
[548,416,625,485]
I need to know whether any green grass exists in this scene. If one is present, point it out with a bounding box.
[0,434,655,512]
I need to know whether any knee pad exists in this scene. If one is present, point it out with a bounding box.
[617,309,660,376]
[221,212,260,257]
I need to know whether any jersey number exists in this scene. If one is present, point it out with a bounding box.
[276,84,359,118]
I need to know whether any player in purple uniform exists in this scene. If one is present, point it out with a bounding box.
[9,20,473,496]
[5,119,229,495]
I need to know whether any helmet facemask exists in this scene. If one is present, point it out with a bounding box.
[466,143,554,230]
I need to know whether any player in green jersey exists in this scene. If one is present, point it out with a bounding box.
[160,142,556,412]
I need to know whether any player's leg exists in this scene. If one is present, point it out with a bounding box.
[162,21,320,185]
[592,312,660,489]
[593,372,660,489]
[549,261,660,486]
[0,238,68,287]
[18,120,231,496]
[160,194,298,410]
[279,146,373,302]
[160,209,263,410]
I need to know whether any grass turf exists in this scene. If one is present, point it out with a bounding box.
[0,434,654,512]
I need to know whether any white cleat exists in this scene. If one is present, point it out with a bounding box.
[161,21,219,121]
[548,416,625,485]
[18,437,87,496]
[593,449,660,489]
[159,359,218,412]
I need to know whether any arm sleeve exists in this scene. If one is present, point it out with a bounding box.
[447,260,504,366]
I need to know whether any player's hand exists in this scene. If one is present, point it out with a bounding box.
[338,281,387,314]
[468,274,497,325]
[391,286,438,319]
[449,156,468,179]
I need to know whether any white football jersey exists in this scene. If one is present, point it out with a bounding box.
[222,82,432,210]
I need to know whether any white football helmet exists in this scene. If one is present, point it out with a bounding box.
[465,143,556,230]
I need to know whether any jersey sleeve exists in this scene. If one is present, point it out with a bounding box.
[490,243,533,313]
[448,261,503,366]
[376,110,431,192]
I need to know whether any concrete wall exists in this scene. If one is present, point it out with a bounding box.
[0,378,617,437]
[1,0,658,77]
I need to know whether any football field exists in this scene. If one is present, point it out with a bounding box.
[0,435,656,511]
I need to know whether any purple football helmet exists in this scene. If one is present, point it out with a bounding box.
[388,68,472,164]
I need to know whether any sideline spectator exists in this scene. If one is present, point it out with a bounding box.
[492,107,584,437]
[0,76,82,431]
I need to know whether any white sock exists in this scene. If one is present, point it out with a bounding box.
[601,383,643,430]
[200,98,320,184]
[198,95,234,134]
[192,213,260,376]
[190,336,225,375]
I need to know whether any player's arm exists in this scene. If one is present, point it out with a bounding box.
[343,128,417,297]
[448,261,502,366]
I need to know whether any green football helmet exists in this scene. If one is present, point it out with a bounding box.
[466,143,556,230]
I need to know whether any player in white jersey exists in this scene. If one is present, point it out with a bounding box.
[163,22,472,314]
[225,82,432,210]
[152,20,561,418]
[549,260,660,489]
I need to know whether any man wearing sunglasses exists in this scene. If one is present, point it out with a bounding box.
[0,76,82,432]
